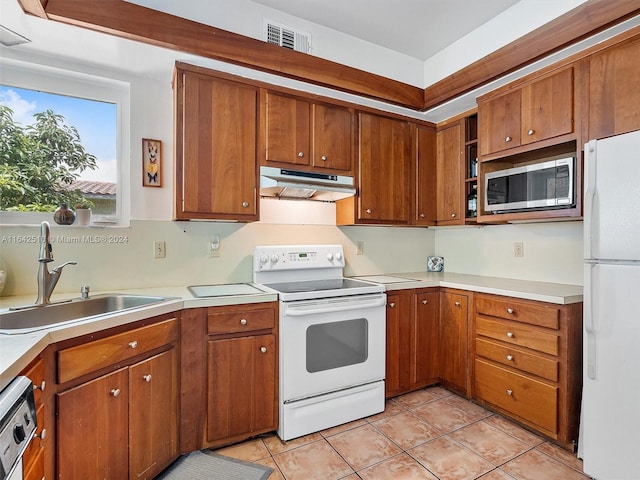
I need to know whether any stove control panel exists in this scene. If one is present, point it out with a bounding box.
[254,245,345,271]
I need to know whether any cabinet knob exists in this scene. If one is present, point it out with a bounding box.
[527,129,535,136]
[422,299,428,304]
[33,380,46,392]
[240,318,247,325]
[450,213,456,218]
[506,331,514,338]
[505,136,512,142]
[419,213,425,218]
[110,388,121,397]
[388,302,395,308]
[507,308,514,314]
[260,346,267,353]
[36,428,47,441]
[143,374,152,382]
[506,389,513,396]
[128,340,138,349]
[321,155,328,161]
[366,208,372,214]
[298,151,304,158]
[454,301,461,307]
[242,201,249,208]
[506,355,514,361]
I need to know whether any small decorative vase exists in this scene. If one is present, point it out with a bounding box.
[53,203,76,225]
[75,208,91,226]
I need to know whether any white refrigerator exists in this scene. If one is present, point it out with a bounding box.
[580,129,640,479]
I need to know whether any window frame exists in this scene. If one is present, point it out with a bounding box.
[0,57,130,227]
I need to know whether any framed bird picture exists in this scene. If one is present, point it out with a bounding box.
[142,138,162,187]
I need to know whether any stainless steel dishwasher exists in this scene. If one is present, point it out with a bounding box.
[0,377,37,480]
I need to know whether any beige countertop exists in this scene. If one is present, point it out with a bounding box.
[0,273,582,391]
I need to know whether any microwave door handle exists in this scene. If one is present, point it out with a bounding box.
[284,297,386,316]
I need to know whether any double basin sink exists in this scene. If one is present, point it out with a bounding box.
[0,294,171,335]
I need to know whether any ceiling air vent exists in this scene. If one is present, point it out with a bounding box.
[264,20,311,54]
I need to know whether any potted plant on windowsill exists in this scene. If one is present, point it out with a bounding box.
[74,202,92,226]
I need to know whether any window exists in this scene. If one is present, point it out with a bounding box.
[0,58,129,226]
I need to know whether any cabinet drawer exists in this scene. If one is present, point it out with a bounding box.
[58,318,178,384]
[476,316,558,356]
[475,359,558,434]
[208,308,275,335]
[476,338,558,382]
[475,295,559,329]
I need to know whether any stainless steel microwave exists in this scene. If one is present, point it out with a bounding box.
[484,157,575,213]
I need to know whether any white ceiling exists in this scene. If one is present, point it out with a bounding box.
[250,0,520,61]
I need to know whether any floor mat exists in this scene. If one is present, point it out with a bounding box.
[156,450,273,480]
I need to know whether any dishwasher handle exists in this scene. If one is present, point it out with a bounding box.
[284,296,386,317]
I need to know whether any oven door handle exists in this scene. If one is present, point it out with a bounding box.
[284,296,386,316]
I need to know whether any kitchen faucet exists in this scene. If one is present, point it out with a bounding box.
[36,221,77,305]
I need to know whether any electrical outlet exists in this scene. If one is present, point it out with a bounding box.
[514,241,524,257]
[209,234,221,258]
[356,241,364,256]
[153,241,166,258]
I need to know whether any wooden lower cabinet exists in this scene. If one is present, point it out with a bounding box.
[20,357,48,480]
[438,289,471,396]
[472,293,582,449]
[385,289,439,398]
[56,317,179,479]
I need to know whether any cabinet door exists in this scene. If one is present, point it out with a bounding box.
[415,127,437,225]
[521,67,574,145]
[414,291,439,386]
[436,122,465,224]
[178,71,258,220]
[57,368,129,479]
[207,334,276,442]
[439,292,468,394]
[589,36,640,139]
[312,103,353,172]
[129,349,179,480]
[358,113,412,224]
[478,90,521,156]
[384,291,412,398]
[265,92,310,166]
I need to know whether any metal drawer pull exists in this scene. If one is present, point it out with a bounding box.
[422,299,428,304]
[527,129,535,136]
[110,388,121,397]
[240,318,247,325]
[506,332,514,338]
[143,374,152,382]
[298,151,304,158]
[506,389,513,396]
[260,346,267,353]
[36,428,47,441]
[507,308,514,314]
[451,213,456,218]
[366,208,372,214]
[506,355,514,361]
[419,213,425,218]
[242,201,249,208]
[505,136,512,142]
[33,380,46,392]
[454,301,461,307]
[321,155,328,161]
[389,302,395,308]
[128,340,138,349]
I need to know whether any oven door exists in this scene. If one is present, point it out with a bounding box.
[280,293,386,402]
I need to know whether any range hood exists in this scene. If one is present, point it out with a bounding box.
[260,166,356,202]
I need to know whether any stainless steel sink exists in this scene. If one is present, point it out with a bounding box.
[0,294,171,334]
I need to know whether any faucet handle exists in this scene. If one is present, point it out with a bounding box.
[52,261,77,273]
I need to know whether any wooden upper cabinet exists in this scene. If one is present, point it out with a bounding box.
[478,90,521,156]
[520,67,574,145]
[264,92,310,167]
[415,126,437,226]
[436,121,465,225]
[263,91,354,174]
[588,35,640,140]
[357,112,412,224]
[312,103,354,172]
[174,68,259,221]
[478,67,574,157]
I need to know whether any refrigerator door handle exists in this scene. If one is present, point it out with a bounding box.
[584,140,598,260]
[585,262,597,380]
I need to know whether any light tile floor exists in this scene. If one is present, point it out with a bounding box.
[213,386,590,480]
